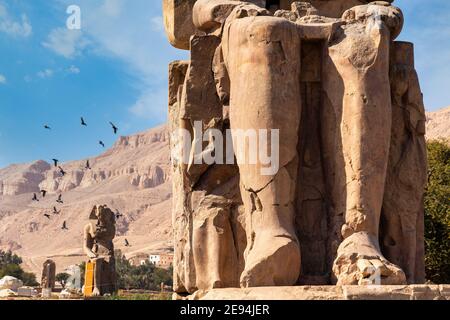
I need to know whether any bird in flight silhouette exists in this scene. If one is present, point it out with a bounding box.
[41,190,47,198]
[53,207,61,215]
[109,122,118,134]
[115,210,123,220]
[44,214,51,219]
[85,160,91,170]
[99,141,105,148]
[52,159,59,167]
[44,125,51,130]
[32,193,39,202]
[81,117,87,126]
[56,194,64,204]
[62,221,68,230]
[124,239,130,247]
[58,166,66,176]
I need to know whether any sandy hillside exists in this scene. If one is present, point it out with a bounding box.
[426,106,450,141]
[0,125,173,275]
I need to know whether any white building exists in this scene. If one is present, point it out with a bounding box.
[149,254,173,269]
[149,255,161,265]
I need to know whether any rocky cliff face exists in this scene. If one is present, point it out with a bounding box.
[0,125,173,275]
[0,160,51,196]
[0,128,170,197]
[426,106,450,141]
[38,126,170,194]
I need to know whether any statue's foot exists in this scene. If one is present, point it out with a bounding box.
[91,287,101,297]
[240,231,301,288]
[333,231,406,285]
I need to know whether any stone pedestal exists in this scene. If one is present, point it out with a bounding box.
[176,285,450,300]
[83,261,95,297]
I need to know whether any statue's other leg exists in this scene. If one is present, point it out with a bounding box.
[324,5,407,285]
[103,256,116,294]
[381,42,427,284]
[223,16,302,287]
[111,257,117,293]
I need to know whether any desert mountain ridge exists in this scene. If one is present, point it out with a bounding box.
[0,107,448,277]
[426,106,450,141]
[0,125,173,275]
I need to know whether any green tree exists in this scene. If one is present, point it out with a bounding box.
[0,250,38,286]
[115,250,132,290]
[0,263,23,279]
[0,263,38,286]
[21,272,39,287]
[113,250,173,290]
[424,140,450,283]
[153,266,173,289]
[0,250,22,266]
[56,273,70,288]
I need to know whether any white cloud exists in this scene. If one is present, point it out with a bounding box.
[150,16,164,33]
[0,3,32,37]
[27,65,80,81]
[129,88,168,123]
[100,0,123,17]
[37,69,53,79]
[0,74,6,84]
[67,65,80,74]
[52,0,187,124]
[42,28,89,59]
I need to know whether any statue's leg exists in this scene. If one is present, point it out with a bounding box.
[223,16,302,287]
[381,42,427,283]
[324,18,406,285]
[92,258,103,296]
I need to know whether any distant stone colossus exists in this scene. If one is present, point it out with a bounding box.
[163,0,427,295]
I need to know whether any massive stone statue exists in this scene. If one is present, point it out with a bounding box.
[164,0,427,295]
[83,205,117,296]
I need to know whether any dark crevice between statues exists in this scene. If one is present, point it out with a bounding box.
[296,40,331,285]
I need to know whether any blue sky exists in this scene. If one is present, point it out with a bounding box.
[0,0,449,169]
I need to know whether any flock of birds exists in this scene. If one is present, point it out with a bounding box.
[32,117,131,247]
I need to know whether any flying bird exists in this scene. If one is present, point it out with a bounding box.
[32,193,39,202]
[99,141,105,148]
[52,159,59,167]
[44,125,51,130]
[53,207,60,215]
[58,166,66,176]
[41,190,47,198]
[81,117,87,126]
[109,122,118,134]
[85,160,91,170]
[115,210,123,220]
[56,194,64,204]
[124,239,130,247]
[62,221,68,230]
[44,214,51,219]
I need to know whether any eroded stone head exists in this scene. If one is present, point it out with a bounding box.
[89,205,114,222]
